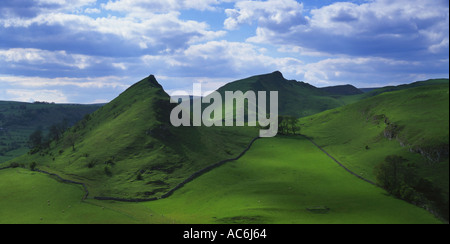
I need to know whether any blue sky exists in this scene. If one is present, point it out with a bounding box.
[0,0,448,103]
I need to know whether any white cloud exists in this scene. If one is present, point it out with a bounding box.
[142,40,304,78]
[0,0,96,19]
[6,89,69,103]
[1,0,448,104]
[297,56,442,87]
[0,75,130,89]
[308,0,449,37]
[224,0,306,30]
[84,8,101,14]
[112,63,128,70]
[102,0,220,15]
[0,48,95,69]
[239,0,449,59]
[0,11,225,54]
[160,75,230,96]
[37,0,95,6]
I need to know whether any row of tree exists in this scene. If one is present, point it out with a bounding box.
[278,115,300,135]
[375,155,448,220]
[28,120,70,150]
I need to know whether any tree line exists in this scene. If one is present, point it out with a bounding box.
[375,155,448,221]
[277,115,300,135]
[28,119,70,151]
[28,113,94,153]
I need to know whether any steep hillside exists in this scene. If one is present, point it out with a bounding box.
[1,137,442,224]
[9,75,258,199]
[299,82,449,219]
[0,101,100,163]
[216,71,351,118]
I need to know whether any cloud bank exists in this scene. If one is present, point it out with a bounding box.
[0,0,448,103]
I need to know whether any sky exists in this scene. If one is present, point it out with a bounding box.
[0,0,448,104]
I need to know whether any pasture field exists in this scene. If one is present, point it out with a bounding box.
[298,84,449,197]
[143,136,441,224]
[0,136,441,224]
[0,167,171,224]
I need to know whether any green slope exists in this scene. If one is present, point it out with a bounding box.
[298,82,449,220]
[144,136,442,224]
[216,71,354,118]
[0,101,100,163]
[363,78,449,97]
[320,84,364,96]
[8,75,258,200]
[0,136,442,224]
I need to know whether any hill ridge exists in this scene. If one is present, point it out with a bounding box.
[8,75,259,199]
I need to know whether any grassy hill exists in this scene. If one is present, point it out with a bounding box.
[320,84,364,96]
[344,78,450,104]
[145,136,442,224]
[216,71,357,118]
[0,101,101,163]
[1,73,448,224]
[362,78,449,97]
[298,81,449,220]
[0,136,442,224]
[8,75,258,200]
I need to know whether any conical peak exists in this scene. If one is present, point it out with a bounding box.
[270,71,284,78]
[145,74,163,88]
[125,74,164,92]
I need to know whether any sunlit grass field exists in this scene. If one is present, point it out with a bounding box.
[0,136,441,224]
[144,136,441,224]
[298,84,449,192]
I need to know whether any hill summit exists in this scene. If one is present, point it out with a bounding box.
[11,75,258,199]
[216,71,351,117]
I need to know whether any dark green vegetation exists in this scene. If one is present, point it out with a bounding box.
[321,84,364,96]
[8,75,258,200]
[0,101,100,163]
[144,136,441,224]
[0,137,442,224]
[299,80,449,221]
[1,72,448,224]
[216,71,361,118]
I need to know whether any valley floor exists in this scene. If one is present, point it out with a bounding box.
[0,136,443,224]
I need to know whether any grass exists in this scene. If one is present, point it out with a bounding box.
[298,83,449,220]
[1,75,447,224]
[143,136,441,224]
[7,76,259,199]
[216,71,353,118]
[0,101,100,163]
[0,167,168,224]
[298,83,449,185]
[0,136,442,224]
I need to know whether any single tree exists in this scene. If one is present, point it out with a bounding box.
[29,129,43,149]
[65,132,79,151]
[286,116,300,135]
[374,155,408,195]
[48,124,61,141]
[30,161,37,171]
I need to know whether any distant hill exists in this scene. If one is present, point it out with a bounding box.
[8,75,258,199]
[360,78,449,96]
[0,101,101,163]
[320,84,364,96]
[340,78,449,104]
[216,71,354,118]
[5,73,449,204]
